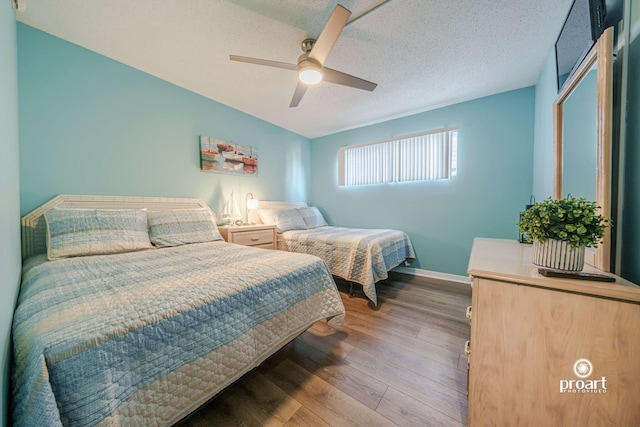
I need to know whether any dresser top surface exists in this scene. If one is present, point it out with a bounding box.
[468,238,640,302]
[218,224,275,232]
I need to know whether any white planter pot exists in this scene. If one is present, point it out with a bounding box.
[532,239,585,272]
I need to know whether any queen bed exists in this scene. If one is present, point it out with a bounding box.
[249,201,416,305]
[13,195,345,427]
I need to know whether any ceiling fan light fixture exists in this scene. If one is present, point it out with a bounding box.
[298,59,323,85]
[299,68,323,84]
[230,4,378,107]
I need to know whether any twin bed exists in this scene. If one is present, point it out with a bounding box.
[13,195,415,426]
[249,201,416,304]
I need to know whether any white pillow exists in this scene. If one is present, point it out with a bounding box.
[257,208,307,233]
[297,207,328,229]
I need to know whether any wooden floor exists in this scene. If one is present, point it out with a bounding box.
[180,273,472,427]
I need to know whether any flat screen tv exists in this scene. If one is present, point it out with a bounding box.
[555,0,607,92]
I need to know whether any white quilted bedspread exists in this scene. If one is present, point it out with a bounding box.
[277,226,415,304]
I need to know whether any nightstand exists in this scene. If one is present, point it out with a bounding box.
[218,224,276,249]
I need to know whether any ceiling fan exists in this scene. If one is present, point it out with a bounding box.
[230,4,377,108]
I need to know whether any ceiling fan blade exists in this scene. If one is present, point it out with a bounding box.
[229,55,297,71]
[308,5,351,66]
[289,82,308,108]
[322,67,377,91]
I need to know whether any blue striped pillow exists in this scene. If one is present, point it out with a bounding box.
[147,209,223,247]
[45,209,153,260]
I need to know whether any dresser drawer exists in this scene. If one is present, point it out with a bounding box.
[231,229,274,246]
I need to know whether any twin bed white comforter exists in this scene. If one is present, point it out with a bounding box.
[277,226,416,304]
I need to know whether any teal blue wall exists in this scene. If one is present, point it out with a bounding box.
[532,49,557,200]
[309,88,535,276]
[18,24,310,217]
[0,5,21,427]
[621,0,640,283]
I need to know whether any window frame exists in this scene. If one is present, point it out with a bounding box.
[338,126,459,187]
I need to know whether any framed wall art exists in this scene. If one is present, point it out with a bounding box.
[200,136,258,176]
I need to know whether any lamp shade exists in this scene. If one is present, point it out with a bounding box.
[247,198,259,210]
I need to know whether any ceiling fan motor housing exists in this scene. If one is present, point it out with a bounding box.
[301,38,316,52]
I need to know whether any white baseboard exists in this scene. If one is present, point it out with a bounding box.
[392,266,470,285]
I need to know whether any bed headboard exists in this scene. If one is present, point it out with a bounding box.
[248,200,308,224]
[21,194,211,259]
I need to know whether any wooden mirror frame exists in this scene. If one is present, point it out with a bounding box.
[553,26,613,272]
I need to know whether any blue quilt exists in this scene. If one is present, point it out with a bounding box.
[13,241,344,426]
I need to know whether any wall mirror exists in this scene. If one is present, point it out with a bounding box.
[553,26,613,271]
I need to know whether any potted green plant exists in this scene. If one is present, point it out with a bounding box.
[518,196,612,271]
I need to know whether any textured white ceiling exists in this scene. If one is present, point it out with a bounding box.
[17,0,573,138]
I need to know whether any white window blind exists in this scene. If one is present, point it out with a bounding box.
[338,127,458,186]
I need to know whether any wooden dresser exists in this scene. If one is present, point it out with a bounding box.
[466,238,640,426]
[218,224,276,249]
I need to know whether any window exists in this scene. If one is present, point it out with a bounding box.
[338,127,458,186]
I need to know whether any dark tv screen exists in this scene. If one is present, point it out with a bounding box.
[555,0,606,92]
